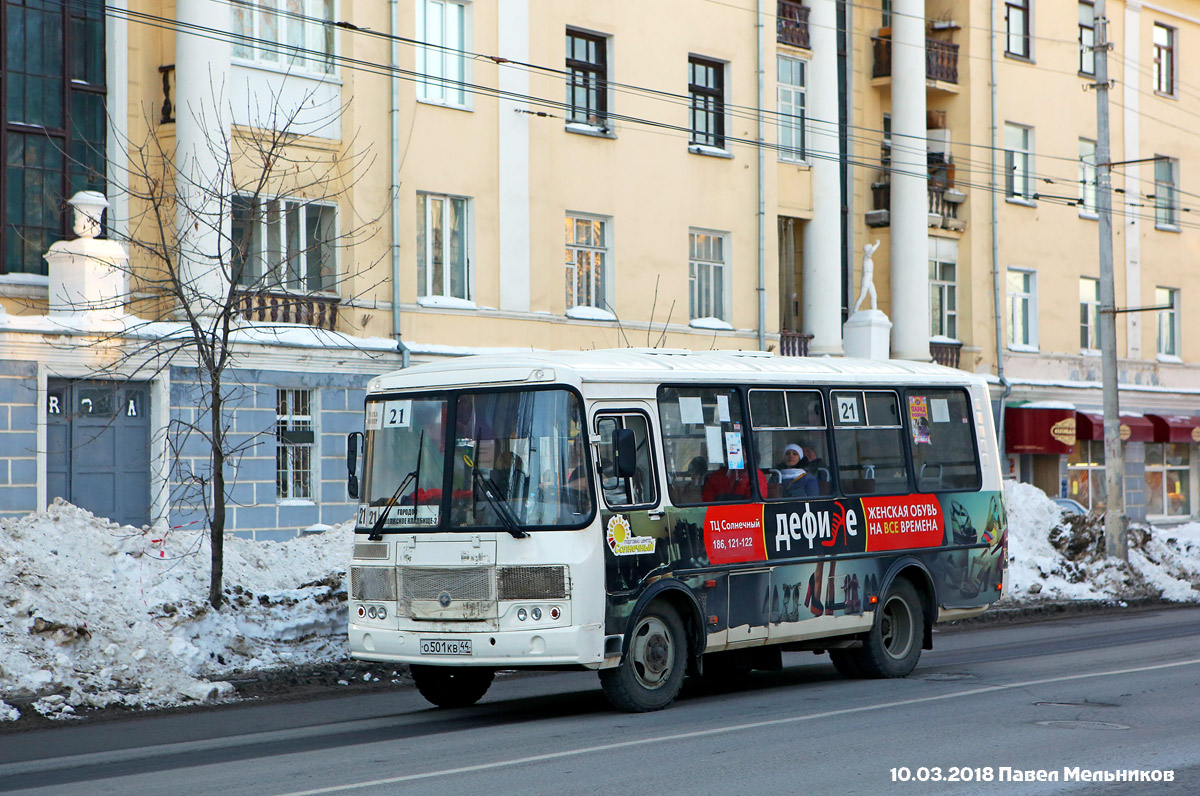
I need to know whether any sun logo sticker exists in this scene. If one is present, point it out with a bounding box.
[606,514,656,556]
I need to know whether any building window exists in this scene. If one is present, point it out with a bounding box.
[565,30,607,128]
[1080,277,1099,351]
[2,1,106,276]
[1007,268,1037,349]
[689,229,727,321]
[881,0,892,27]
[564,214,610,311]
[1004,123,1033,200]
[1153,22,1176,96]
[231,196,338,292]
[1005,0,1031,58]
[1078,2,1095,75]
[232,0,335,74]
[1067,440,1105,512]
[1157,286,1179,357]
[1145,443,1190,517]
[777,55,807,162]
[1078,138,1097,213]
[1155,156,1179,228]
[417,0,469,107]
[929,237,957,340]
[688,56,725,149]
[417,193,470,300]
[276,389,314,501]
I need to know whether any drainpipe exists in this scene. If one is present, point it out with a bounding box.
[990,0,1010,438]
[390,0,411,368]
[757,0,767,351]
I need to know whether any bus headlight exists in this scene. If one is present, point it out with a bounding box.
[531,606,543,621]
[517,608,528,621]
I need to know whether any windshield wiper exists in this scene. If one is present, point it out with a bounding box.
[367,433,423,541]
[470,427,528,539]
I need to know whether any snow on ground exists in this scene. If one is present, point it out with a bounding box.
[3,482,1200,722]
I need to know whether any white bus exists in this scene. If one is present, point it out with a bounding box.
[345,350,1007,712]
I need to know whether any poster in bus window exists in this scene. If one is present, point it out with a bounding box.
[725,431,744,470]
[909,396,931,444]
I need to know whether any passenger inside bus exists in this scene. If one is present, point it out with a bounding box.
[701,465,767,502]
[490,451,528,501]
[776,444,819,498]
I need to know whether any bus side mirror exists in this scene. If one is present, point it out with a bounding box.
[346,431,363,500]
[613,428,637,479]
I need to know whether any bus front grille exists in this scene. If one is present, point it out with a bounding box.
[497,566,568,599]
[401,566,492,602]
[350,566,397,601]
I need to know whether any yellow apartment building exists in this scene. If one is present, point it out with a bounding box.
[1,0,1200,531]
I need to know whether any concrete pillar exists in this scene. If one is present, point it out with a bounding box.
[174,0,232,316]
[801,0,843,355]
[888,0,930,361]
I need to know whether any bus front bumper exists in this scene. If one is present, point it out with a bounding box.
[349,622,607,668]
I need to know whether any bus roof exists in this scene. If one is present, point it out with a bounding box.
[367,349,985,393]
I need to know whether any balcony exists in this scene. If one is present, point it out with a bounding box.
[866,176,966,231]
[930,338,963,368]
[235,290,339,330]
[871,35,959,88]
[779,330,814,356]
[777,1,810,49]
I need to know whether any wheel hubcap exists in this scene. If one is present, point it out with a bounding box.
[631,616,674,689]
[881,595,914,660]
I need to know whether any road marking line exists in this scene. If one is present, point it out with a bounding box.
[274,657,1200,796]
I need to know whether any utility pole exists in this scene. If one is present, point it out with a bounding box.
[1093,0,1128,561]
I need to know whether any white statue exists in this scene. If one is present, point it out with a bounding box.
[853,239,880,313]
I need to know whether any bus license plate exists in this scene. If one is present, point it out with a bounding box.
[420,638,473,655]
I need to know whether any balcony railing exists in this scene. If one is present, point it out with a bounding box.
[779,329,814,356]
[777,1,811,49]
[868,179,965,231]
[930,338,963,368]
[872,36,959,84]
[235,290,339,330]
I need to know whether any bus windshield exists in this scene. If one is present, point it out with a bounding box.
[359,388,591,531]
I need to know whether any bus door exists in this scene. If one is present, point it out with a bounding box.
[592,405,669,596]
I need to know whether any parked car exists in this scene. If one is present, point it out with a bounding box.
[1052,497,1088,516]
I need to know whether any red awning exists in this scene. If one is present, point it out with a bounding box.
[1075,412,1155,443]
[1005,407,1076,454]
[1146,414,1200,443]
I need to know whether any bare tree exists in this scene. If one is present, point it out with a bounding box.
[53,86,387,608]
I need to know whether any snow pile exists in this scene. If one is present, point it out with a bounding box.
[0,500,352,721]
[1004,480,1200,602]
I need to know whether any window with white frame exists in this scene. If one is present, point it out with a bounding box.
[1007,268,1037,349]
[416,0,469,107]
[689,229,727,321]
[1005,123,1033,200]
[1078,2,1095,75]
[929,237,957,340]
[564,214,610,311]
[1155,156,1179,228]
[688,56,725,149]
[232,0,335,74]
[231,195,337,292]
[777,55,806,163]
[1154,22,1176,96]
[566,29,608,127]
[417,192,470,300]
[1078,138,1096,213]
[1080,276,1099,351]
[1005,0,1031,58]
[1067,440,1105,512]
[1157,286,1179,357]
[276,389,314,501]
[1145,443,1191,517]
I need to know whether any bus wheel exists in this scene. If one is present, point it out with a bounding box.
[857,578,924,678]
[599,603,687,712]
[410,665,494,708]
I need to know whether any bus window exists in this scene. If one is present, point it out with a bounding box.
[749,389,832,498]
[831,390,909,495]
[595,413,658,508]
[659,386,760,505]
[905,388,981,492]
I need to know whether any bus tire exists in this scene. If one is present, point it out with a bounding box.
[856,578,924,679]
[599,602,687,712]
[410,665,494,708]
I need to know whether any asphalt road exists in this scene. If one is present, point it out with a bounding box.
[2,606,1199,796]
